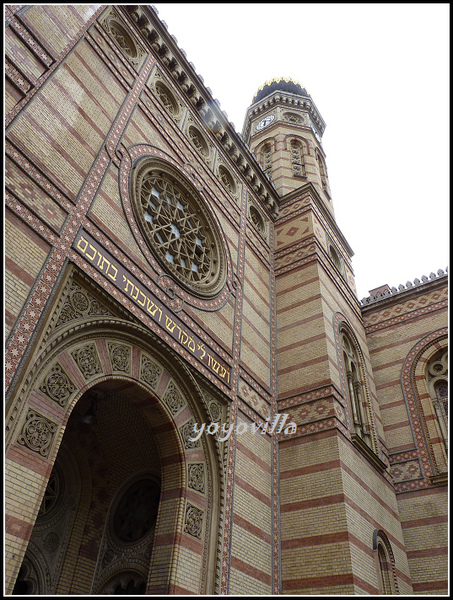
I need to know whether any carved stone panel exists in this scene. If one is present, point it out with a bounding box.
[71,343,102,380]
[17,409,58,457]
[184,503,203,539]
[39,363,76,408]
[107,342,131,374]
[139,354,162,390]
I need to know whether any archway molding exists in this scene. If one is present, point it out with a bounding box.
[399,328,448,488]
[5,267,227,594]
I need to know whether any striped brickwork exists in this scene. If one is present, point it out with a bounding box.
[363,280,449,594]
[4,4,448,596]
[228,411,273,594]
[4,283,224,593]
[4,4,274,594]
[274,185,415,593]
[5,208,51,338]
[240,229,273,391]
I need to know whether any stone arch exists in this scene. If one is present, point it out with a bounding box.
[5,273,225,595]
[401,328,448,484]
[333,313,382,463]
[283,133,309,152]
[372,529,399,594]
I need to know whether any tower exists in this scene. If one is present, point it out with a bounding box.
[243,79,403,593]
[243,77,331,206]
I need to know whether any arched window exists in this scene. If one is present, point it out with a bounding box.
[373,530,398,594]
[290,139,305,177]
[261,142,272,179]
[95,474,161,595]
[316,151,327,185]
[426,348,448,449]
[341,329,372,448]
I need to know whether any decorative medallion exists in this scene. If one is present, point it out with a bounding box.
[17,410,58,457]
[99,7,146,70]
[131,157,227,298]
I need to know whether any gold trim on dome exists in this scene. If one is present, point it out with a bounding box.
[253,77,309,97]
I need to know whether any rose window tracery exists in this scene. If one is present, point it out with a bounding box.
[131,159,226,297]
[113,478,160,544]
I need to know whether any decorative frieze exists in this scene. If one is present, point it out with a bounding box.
[361,269,448,306]
[123,5,278,218]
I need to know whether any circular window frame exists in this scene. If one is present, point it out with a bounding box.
[155,81,179,118]
[36,462,66,523]
[110,475,161,547]
[130,157,227,298]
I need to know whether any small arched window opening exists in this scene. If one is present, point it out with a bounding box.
[316,151,328,185]
[373,530,399,594]
[290,139,306,177]
[341,330,372,448]
[426,348,448,450]
[260,142,273,179]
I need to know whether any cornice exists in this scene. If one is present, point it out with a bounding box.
[121,5,280,218]
[242,90,326,144]
[360,269,448,311]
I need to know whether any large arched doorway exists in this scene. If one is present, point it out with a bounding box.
[5,269,225,595]
[13,381,165,595]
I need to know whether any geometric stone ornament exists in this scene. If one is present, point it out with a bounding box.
[183,503,203,539]
[71,343,102,380]
[17,409,58,457]
[39,363,76,407]
[139,354,162,390]
[54,279,111,329]
[179,420,201,450]
[187,463,205,494]
[107,342,131,374]
[162,381,186,416]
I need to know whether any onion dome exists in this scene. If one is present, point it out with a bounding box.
[252,77,309,104]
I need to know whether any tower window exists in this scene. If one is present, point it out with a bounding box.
[341,329,372,448]
[316,151,328,185]
[261,143,272,179]
[290,140,306,177]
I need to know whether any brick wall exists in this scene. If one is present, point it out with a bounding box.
[363,280,448,594]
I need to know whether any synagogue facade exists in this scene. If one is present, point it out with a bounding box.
[4,5,448,595]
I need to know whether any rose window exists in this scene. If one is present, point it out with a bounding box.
[113,479,160,543]
[132,159,226,297]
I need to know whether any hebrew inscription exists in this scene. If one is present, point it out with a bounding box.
[74,230,231,385]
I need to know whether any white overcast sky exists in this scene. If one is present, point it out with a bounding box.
[152,3,449,299]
